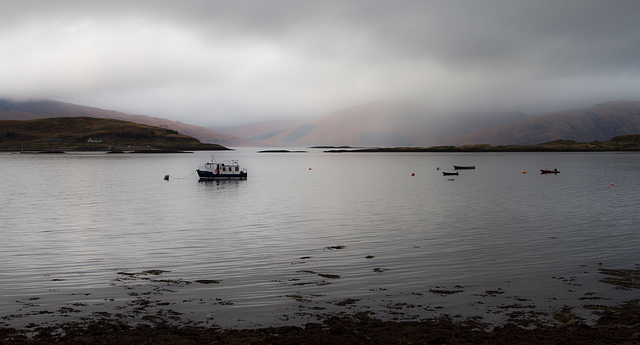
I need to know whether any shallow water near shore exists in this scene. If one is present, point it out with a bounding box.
[1,149,639,329]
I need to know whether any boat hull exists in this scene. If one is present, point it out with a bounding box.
[197,170,247,180]
[453,165,475,170]
[540,169,559,174]
[442,172,458,176]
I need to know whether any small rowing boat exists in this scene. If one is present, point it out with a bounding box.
[442,171,459,176]
[540,168,559,174]
[453,165,475,170]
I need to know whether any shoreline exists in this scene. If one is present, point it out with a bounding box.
[2,266,639,344]
[2,301,639,344]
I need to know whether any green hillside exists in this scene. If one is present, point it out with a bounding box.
[0,117,228,152]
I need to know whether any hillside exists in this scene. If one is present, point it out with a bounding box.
[0,99,250,147]
[0,117,227,151]
[451,101,640,145]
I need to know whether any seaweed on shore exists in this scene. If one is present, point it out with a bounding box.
[598,267,640,290]
[2,310,640,345]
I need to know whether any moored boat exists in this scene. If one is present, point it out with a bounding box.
[453,165,475,170]
[540,168,559,174]
[197,156,247,180]
[443,171,459,176]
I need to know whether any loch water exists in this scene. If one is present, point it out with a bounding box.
[1,149,639,328]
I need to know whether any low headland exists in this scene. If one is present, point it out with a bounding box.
[0,117,228,152]
[258,149,308,153]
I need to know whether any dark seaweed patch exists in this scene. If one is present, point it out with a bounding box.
[598,268,640,290]
[194,280,222,284]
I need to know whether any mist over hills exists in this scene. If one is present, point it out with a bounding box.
[218,101,640,146]
[3,98,640,147]
[449,101,640,145]
[214,103,531,147]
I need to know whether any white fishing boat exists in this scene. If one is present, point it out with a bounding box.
[196,156,247,180]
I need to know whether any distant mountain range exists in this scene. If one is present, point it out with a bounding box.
[449,101,640,145]
[3,98,640,147]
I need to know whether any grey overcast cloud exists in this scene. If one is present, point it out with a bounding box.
[1,0,639,126]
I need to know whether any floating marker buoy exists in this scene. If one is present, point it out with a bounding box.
[611,183,614,187]
[309,168,312,170]
[411,173,415,176]
[522,170,526,174]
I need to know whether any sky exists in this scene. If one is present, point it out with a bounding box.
[1,0,640,127]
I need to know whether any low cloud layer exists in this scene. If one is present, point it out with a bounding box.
[2,0,639,126]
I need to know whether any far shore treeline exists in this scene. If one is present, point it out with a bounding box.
[0,117,228,152]
[324,135,640,152]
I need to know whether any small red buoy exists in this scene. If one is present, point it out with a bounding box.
[411,173,415,176]
[309,168,312,170]
[611,183,614,187]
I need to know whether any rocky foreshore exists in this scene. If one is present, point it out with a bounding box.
[1,303,640,345]
[3,266,639,344]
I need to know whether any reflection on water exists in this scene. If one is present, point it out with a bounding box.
[1,150,639,328]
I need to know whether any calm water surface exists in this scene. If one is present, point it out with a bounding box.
[1,149,639,328]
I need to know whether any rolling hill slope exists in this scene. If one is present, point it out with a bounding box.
[0,99,250,147]
[0,117,226,151]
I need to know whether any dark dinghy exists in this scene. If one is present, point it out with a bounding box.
[442,171,459,176]
[453,165,475,170]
